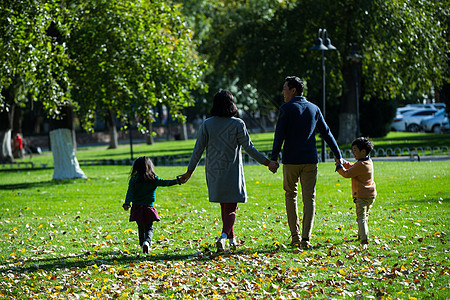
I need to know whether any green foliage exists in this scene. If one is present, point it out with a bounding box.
[360,97,397,137]
[0,0,72,112]
[67,0,207,131]
[178,0,449,113]
[0,162,449,298]
[0,0,207,131]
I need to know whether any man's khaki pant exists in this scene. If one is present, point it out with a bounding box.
[283,164,318,241]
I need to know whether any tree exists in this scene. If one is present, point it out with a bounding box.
[178,0,449,142]
[1,0,206,176]
[0,1,72,163]
[66,0,206,140]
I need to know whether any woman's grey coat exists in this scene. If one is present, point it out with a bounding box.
[187,117,267,203]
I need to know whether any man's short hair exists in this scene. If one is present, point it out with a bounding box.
[285,76,304,96]
[352,137,374,154]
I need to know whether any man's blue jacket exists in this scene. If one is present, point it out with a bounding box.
[271,96,342,164]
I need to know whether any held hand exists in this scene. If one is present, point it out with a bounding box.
[123,204,131,211]
[178,172,192,184]
[334,157,344,165]
[268,160,279,174]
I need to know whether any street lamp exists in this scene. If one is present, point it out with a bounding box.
[348,45,363,138]
[311,28,336,162]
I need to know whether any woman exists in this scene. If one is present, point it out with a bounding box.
[179,90,278,252]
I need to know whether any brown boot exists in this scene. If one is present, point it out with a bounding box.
[290,235,301,247]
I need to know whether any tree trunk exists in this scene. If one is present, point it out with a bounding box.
[106,110,118,149]
[49,106,86,180]
[146,121,154,145]
[338,60,361,145]
[180,122,188,140]
[0,129,13,163]
[0,87,16,163]
[50,128,87,180]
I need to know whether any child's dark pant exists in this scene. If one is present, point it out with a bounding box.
[137,222,154,246]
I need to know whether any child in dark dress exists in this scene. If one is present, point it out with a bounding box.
[123,156,181,254]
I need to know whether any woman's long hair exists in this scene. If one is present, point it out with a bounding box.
[210,90,238,117]
[130,156,156,182]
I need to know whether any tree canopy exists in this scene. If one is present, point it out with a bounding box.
[0,0,206,132]
[178,0,449,139]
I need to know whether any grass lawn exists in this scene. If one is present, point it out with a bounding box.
[0,160,449,299]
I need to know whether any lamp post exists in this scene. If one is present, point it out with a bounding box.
[348,46,363,138]
[311,28,336,162]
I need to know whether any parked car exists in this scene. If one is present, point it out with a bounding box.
[395,106,421,116]
[391,109,438,132]
[443,118,450,132]
[391,115,407,131]
[405,103,446,110]
[404,109,439,132]
[420,109,449,133]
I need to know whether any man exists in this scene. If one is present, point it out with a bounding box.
[271,76,342,248]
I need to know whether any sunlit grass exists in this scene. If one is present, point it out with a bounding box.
[0,160,448,298]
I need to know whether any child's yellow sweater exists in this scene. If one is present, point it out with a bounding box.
[336,157,377,198]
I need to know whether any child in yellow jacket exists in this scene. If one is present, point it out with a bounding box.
[335,137,377,249]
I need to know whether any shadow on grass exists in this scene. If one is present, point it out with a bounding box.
[3,245,306,274]
[0,179,78,190]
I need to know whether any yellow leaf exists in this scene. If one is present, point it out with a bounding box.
[401,265,407,271]
[92,264,99,269]
[256,181,260,184]
[253,252,258,257]
[339,269,346,275]
[408,295,417,300]
[125,228,133,234]
[105,234,111,240]
[320,266,327,271]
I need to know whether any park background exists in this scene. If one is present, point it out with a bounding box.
[1,0,450,299]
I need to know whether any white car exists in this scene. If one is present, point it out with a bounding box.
[420,109,449,133]
[396,106,421,116]
[443,118,450,132]
[406,103,446,110]
[403,109,439,132]
[391,109,438,132]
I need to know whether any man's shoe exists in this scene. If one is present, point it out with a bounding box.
[300,240,312,249]
[216,238,226,253]
[142,241,149,254]
[290,235,301,247]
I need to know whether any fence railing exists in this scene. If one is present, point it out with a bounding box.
[1,146,449,170]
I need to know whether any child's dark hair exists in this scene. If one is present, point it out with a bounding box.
[352,137,374,154]
[130,156,156,182]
